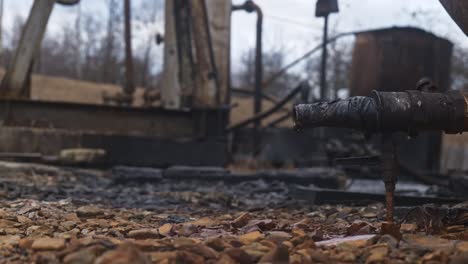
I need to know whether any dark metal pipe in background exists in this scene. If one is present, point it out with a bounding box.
[232,0,263,152]
[229,81,307,131]
[253,4,263,151]
[320,14,329,100]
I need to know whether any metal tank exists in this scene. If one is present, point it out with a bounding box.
[349,27,453,96]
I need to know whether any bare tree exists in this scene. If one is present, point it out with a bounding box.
[236,47,300,98]
[328,38,352,98]
[101,0,123,84]
[452,46,468,91]
[0,0,161,89]
[123,0,134,97]
[134,0,163,88]
[38,30,71,77]
[74,2,82,79]
[0,15,25,68]
[9,15,25,51]
[82,13,103,82]
[236,49,255,89]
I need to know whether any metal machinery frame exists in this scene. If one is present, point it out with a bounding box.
[0,0,230,167]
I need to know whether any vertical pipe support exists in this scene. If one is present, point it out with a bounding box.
[253,3,263,153]
[381,134,397,222]
[319,14,329,100]
[232,0,263,152]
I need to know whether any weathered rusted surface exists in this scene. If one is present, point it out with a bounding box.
[346,28,453,172]
[206,0,232,106]
[294,90,466,135]
[381,134,396,223]
[440,0,468,36]
[294,96,378,132]
[161,0,231,109]
[161,0,181,109]
[374,91,465,134]
[349,27,453,97]
[190,0,217,108]
[0,99,227,138]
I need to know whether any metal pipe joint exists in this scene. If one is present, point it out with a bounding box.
[294,90,467,135]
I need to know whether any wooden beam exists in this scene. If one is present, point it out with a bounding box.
[161,0,231,109]
[161,0,181,109]
[0,0,55,98]
[174,0,196,107]
[190,0,218,108]
[206,0,231,106]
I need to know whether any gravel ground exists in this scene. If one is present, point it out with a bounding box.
[0,161,466,263]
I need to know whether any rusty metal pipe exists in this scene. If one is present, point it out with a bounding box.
[381,134,396,223]
[295,88,467,228]
[294,90,467,135]
[229,81,306,131]
[232,0,263,152]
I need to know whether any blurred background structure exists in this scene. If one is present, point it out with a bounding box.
[0,0,465,176]
[0,2,468,263]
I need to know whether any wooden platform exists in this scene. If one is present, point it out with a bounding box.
[0,99,228,167]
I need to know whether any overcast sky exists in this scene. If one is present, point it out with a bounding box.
[230,0,466,69]
[2,0,467,73]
